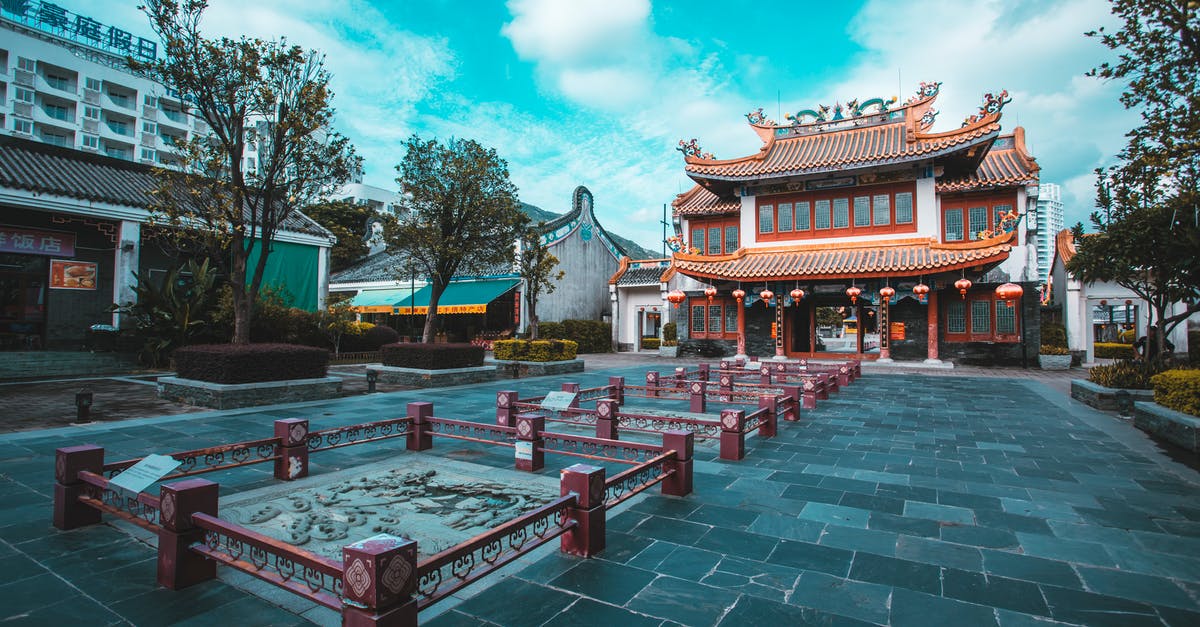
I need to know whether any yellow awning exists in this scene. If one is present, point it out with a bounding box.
[346,288,416,314]
[394,279,520,315]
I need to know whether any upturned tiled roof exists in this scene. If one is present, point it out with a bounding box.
[672,185,740,216]
[671,236,1013,281]
[330,249,513,284]
[0,135,333,239]
[1055,229,1077,265]
[936,128,1039,193]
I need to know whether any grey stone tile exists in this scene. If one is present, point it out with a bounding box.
[788,571,892,625]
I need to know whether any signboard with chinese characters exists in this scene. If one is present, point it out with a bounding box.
[50,260,97,290]
[0,226,75,257]
[540,391,576,412]
[889,322,906,341]
[0,1,158,62]
[108,454,181,496]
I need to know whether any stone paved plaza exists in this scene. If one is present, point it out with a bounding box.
[1,359,1198,626]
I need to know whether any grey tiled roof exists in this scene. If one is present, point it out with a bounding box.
[0,135,332,239]
[617,264,669,286]
[330,249,515,284]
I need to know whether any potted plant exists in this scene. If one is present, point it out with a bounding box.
[1039,322,1072,370]
[659,322,679,358]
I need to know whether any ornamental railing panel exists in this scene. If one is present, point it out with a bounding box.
[603,452,676,509]
[77,471,162,531]
[538,432,662,465]
[307,417,412,453]
[103,437,280,480]
[426,417,517,448]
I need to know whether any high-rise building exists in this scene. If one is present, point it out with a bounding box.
[1034,183,1064,285]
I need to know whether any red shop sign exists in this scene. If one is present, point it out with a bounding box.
[0,225,76,257]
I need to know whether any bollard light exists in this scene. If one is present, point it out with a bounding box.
[75,387,94,423]
[365,369,379,394]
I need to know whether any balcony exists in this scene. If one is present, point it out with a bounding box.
[100,121,135,142]
[159,108,189,126]
[104,93,135,111]
[32,106,75,130]
[39,74,77,96]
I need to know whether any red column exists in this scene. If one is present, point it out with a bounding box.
[736,299,746,356]
[855,303,864,354]
[927,291,940,362]
[809,300,817,353]
[879,299,891,361]
[774,301,785,358]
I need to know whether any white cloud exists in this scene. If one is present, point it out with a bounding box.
[503,0,650,65]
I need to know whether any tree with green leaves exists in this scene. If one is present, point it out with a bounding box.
[133,0,358,344]
[303,199,380,272]
[517,224,564,339]
[386,135,528,343]
[1074,0,1200,358]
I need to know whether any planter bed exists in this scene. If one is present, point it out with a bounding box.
[1070,379,1154,411]
[485,358,585,379]
[157,376,342,409]
[1133,401,1200,452]
[367,364,498,388]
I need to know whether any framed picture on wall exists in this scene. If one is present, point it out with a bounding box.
[49,260,97,290]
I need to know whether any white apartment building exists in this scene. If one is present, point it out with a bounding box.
[1034,182,1064,286]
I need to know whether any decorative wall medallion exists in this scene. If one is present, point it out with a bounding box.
[161,492,176,523]
[290,423,307,443]
[517,421,532,438]
[760,366,770,376]
[346,558,371,597]
[690,382,702,394]
[56,455,65,481]
[720,375,730,386]
[498,393,510,408]
[721,413,739,429]
[804,381,815,391]
[380,555,411,595]
[598,403,611,419]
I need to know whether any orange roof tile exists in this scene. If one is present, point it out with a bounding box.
[672,185,740,215]
[1055,229,1077,265]
[936,127,1040,193]
[671,236,1013,281]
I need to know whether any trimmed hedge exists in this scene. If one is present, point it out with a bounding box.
[173,343,329,384]
[539,319,611,353]
[341,324,400,352]
[641,338,661,350]
[381,342,484,369]
[493,339,578,362]
[1042,322,1068,348]
[1095,342,1134,360]
[1151,369,1200,417]
[1088,359,1168,390]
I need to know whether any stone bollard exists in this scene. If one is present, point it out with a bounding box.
[608,376,625,405]
[365,369,378,394]
[561,382,581,409]
[496,391,518,427]
[341,534,419,626]
[661,430,694,497]
[760,366,772,386]
[595,400,619,440]
[689,380,707,414]
[53,444,104,530]
[800,379,818,409]
[406,402,433,451]
[515,413,545,472]
[698,363,710,381]
[646,371,659,397]
[757,397,778,438]
[158,478,218,590]
[781,385,802,421]
[274,419,310,481]
[719,409,746,461]
[560,464,606,557]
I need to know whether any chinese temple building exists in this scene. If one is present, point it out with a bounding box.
[665,83,1042,364]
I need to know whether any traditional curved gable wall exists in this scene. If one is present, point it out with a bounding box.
[536,186,624,323]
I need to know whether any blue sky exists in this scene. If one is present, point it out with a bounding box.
[78,0,1133,252]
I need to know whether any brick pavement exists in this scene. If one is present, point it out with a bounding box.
[1,354,1197,626]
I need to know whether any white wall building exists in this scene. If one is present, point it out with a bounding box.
[1034,183,1064,286]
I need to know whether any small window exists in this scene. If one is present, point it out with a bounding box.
[873,194,890,225]
[45,74,70,90]
[758,204,774,234]
[971,300,991,333]
[947,300,966,333]
[81,134,99,149]
[143,94,157,107]
[42,132,68,147]
[707,227,721,255]
[814,200,831,229]
[777,202,793,232]
[854,196,871,227]
[724,304,738,334]
[708,305,723,334]
[833,197,850,228]
[140,148,156,161]
[692,228,705,253]
[142,121,157,134]
[15,87,35,103]
[996,300,1016,334]
[724,226,738,254]
[85,77,101,91]
[968,206,988,240]
[13,119,33,134]
[691,305,706,334]
[18,57,35,72]
[895,192,913,224]
[84,106,101,119]
[945,209,963,241]
[795,201,810,231]
[44,103,69,120]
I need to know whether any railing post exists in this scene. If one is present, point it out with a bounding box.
[661,430,693,497]
[608,376,625,405]
[53,444,104,530]
[689,380,707,414]
[157,478,218,590]
[757,397,778,438]
[719,409,746,461]
[496,391,518,428]
[837,364,852,386]
[341,534,419,626]
[515,413,545,472]
[719,359,730,370]
[816,373,831,399]
[759,366,772,385]
[595,400,619,440]
[274,419,309,481]
[561,382,581,409]
[674,367,687,390]
[718,373,733,400]
[406,402,433,451]
[822,371,839,395]
[560,464,606,557]
[801,379,818,409]
[781,385,802,422]
[698,363,710,381]
[646,371,659,397]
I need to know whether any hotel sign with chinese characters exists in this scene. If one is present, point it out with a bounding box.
[0,226,75,257]
[0,0,158,62]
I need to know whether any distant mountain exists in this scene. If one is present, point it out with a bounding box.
[519,202,661,260]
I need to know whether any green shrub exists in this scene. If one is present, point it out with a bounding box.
[1039,345,1070,355]
[642,337,661,349]
[540,319,611,353]
[1151,369,1200,417]
[1095,342,1134,359]
[381,342,484,369]
[538,321,563,339]
[340,323,400,352]
[1041,322,1068,349]
[663,322,677,345]
[1088,359,1170,389]
[493,339,577,361]
[1190,329,1200,362]
[173,343,329,383]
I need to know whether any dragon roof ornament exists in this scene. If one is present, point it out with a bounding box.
[677,138,714,160]
[905,81,942,104]
[962,90,1011,127]
[745,107,777,126]
[784,96,899,125]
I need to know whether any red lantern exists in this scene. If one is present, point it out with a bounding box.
[1125,299,1132,306]
[846,285,862,304]
[995,282,1023,301]
[704,286,717,303]
[790,288,805,304]
[732,288,746,302]
[880,286,896,300]
[666,290,686,308]
[912,283,930,296]
[954,278,972,298]
[759,289,774,304]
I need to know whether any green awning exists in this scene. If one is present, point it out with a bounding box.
[347,288,416,313]
[394,278,520,314]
